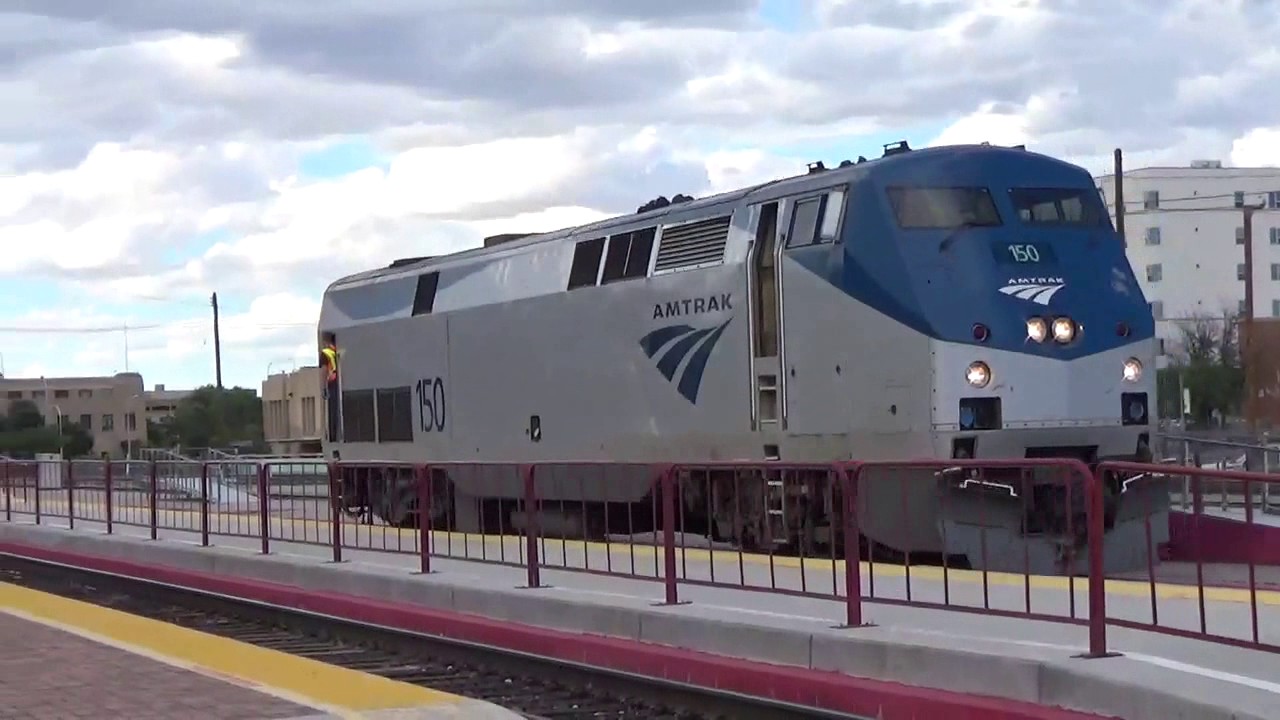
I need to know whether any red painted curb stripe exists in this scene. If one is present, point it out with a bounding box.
[0,541,1116,720]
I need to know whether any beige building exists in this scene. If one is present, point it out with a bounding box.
[0,372,148,458]
[144,383,192,425]
[261,365,324,455]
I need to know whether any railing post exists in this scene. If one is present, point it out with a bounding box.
[520,464,543,589]
[257,463,271,555]
[148,461,159,540]
[1259,445,1269,512]
[2,461,10,522]
[327,462,344,563]
[104,459,114,535]
[1081,463,1118,659]
[416,465,433,574]
[653,466,688,607]
[65,461,75,529]
[836,463,866,628]
[199,463,210,547]
[34,462,42,525]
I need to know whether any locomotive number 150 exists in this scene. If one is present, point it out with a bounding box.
[1006,243,1041,263]
[415,377,446,433]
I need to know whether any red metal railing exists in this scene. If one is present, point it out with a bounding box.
[3,456,1277,657]
[1098,460,1279,653]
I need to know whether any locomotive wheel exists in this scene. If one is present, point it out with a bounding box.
[374,469,453,529]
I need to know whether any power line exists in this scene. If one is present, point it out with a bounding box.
[0,321,315,334]
[1107,189,1279,211]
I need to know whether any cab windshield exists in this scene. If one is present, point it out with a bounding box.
[886,186,1002,229]
[1008,187,1108,226]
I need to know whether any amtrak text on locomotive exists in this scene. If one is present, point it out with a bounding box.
[652,293,733,320]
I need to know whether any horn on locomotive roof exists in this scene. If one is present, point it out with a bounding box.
[882,140,911,157]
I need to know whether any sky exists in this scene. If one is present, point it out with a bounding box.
[2,0,1279,392]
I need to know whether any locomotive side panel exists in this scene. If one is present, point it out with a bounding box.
[323,310,453,460]
[444,260,750,472]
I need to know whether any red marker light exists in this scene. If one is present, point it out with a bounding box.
[1116,322,1130,337]
[972,323,990,342]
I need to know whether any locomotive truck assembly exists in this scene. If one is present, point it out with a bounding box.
[318,141,1167,575]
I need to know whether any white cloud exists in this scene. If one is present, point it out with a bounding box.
[2,2,1280,390]
[1231,128,1280,167]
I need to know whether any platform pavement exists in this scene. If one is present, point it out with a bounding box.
[0,577,519,719]
[2,516,1278,720]
[8,492,1280,648]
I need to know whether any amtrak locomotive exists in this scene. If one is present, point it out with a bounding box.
[318,141,1167,575]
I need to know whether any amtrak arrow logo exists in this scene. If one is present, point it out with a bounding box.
[999,277,1065,306]
[638,318,733,404]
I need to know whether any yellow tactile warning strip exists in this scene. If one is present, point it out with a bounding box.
[0,581,465,719]
[10,495,1280,606]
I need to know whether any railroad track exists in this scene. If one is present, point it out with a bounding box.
[0,554,856,720]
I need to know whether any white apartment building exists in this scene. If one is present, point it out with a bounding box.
[1096,161,1280,359]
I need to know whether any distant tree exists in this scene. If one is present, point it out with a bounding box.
[168,386,264,449]
[1217,308,1240,369]
[0,400,96,458]
[147,416,178,447]
[5,399,45,432]
[1158,311,1245,426]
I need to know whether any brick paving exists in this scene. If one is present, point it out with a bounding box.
[0,613,316,719]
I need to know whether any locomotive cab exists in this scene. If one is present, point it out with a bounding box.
[852,147,1164,573]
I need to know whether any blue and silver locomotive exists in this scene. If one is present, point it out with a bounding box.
[318,141,1164,575]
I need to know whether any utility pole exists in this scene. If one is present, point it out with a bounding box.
[211,292,223,390]
[1242,203,1262,432]
[1113,148,1125,246]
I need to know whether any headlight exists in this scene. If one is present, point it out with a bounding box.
[966,361,991,388]
[1052,317,1076,343]
[1122,357,1143,383]
[1026,317,1047,343]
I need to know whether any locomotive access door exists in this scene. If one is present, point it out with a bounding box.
[771,186,848,438]
[747,200,784,434]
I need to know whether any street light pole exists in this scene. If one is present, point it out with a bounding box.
[52,403,63,457]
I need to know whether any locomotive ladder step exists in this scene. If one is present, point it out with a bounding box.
[766,479,786,516]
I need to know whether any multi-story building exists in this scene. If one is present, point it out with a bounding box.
[143,383,191,425]
[0,372,148,457]
[261,366,324,455]
[1095,161,1280,361]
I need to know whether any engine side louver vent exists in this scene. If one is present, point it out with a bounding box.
[653,215,731,274]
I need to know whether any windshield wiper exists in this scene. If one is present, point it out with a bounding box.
[937,220,989,253]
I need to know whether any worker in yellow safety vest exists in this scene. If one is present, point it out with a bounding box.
[320,345,338,382]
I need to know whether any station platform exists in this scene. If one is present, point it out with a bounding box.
[1,509,1279,720]
[0,579,518,719]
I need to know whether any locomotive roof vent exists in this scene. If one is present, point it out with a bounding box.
[882,140,911,157]
[838,159,853,167]
[807,161,826,174]
[483,232,536,248]
[856,155,867,164]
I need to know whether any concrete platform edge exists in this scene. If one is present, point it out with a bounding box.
[0,524,1259,720]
